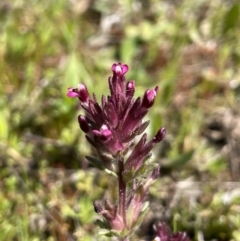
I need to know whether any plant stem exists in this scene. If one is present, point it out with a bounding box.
[118,157,127,228]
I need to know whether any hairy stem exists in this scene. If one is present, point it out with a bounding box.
[118,157,127,228]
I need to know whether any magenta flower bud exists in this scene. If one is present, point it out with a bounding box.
[153,222,190,241]
[101,129,112,141]
[77,83,90,102]
[111,62,129,76]
[67,84,89,103]
[67,88,80,98]
[78,115,90,133]
[142,86,158,108]
[171,233,190,241]
[153,127,166,143]
[93,125,112,141]
[126,81,135,99]
[153,223,169,241]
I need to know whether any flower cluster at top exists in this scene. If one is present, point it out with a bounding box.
[67,63,166,172]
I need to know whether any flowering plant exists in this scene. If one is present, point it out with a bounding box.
[67,63,189,241]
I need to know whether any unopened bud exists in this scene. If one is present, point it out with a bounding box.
[153,127,166,143]
[126,81,135,98]
[142,86,158,108]
[93,125,112,141]
[77,84,89,102]
[78,115,90,133]
[93,201,103,213]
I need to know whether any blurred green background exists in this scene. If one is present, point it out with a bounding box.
[1,0,240,240]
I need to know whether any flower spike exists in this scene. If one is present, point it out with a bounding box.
[65,62,182,240]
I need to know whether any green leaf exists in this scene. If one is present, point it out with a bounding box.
[97,228,121,238]
[103,168,118,179]
[85,156,118,178]
[85,155,105,170]
[122,168,134,183]
[131,201,149,232]
[137,163,159,177]
[163,150,194,169]
[222,4,240,34]
[95,219,109,229]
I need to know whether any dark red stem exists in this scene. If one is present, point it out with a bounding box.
[118,157,127,228]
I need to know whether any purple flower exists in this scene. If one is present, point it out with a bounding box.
[67,83,90,102]
[111,63,129,76]
[125,127,166,172]
[153,222,190,241]
[67,63,165,168]
[67,62,167,236]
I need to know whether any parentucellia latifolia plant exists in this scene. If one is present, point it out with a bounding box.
[67,63,190,241]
